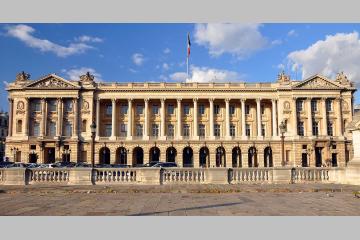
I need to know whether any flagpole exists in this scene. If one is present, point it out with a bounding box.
[186,55,189,80]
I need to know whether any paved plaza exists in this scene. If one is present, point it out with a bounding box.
[0,184,359,216]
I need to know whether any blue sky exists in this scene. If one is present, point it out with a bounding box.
[0,23,359,111]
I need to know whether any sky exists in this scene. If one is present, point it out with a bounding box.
[0,23,359,111]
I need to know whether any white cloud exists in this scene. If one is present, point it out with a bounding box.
[287,29,297,37]
[194,23,267,58]
[287,31,360,86]
[129,68,137,73]
[74,35,103,43]
[271,39,282,45]
[62,67,103,81]
[170,66,242,83]
[163,48,171,54]
[132,53,145,66]
[162,63,170,71]
[5,24,93,57]
[277,63,285,70]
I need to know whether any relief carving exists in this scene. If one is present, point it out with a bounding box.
[34,78,72,88]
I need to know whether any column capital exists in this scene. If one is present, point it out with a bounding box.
[292,96,298,100]
[177,98,182,102]
[111,98,117,103]
[240,98,246,103]
[306,97,312,101]
[193,97,198,102]
[144,98,149,103]
[160,98,166,103]
[320,97,327,101]
[128,98,133,102]
[209,98,215,102]
[225,98,231,103]
[256,98,262,103]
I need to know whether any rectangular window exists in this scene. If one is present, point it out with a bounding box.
[121,105,128,114]
[261,104,265,115]
[105,124,112,137]
[199,124,205,137]
[230,124,236,137]
[48,122,56,137]
[312,121,319,136]
[183,104,190,115]
[152,105,159,115]
[64,122,72,137]
[167,104,174,115]
[136,105,143,115]
[230,105,236,115]
[261,124,265,137]
[245,124,251,137]
[33,122,40,136]
[183,124,190,137]
[311,99,317,112]
[199,104,205,115]
[296,100,303,112]
[64,100,73,112]
[214,105,220,115]
[326,99,333,112]
[214,124,221,137]
[120,123,127,136]
[16,120,22,133]
[105,104,112,116]
[136,124,143,137]
[327,122,333,136]
[152,124,159,137]
[298,121,304,136]
[48,100,57,112]
[32,100,41,112]
[245,105,250,115]
[167,124,174,137]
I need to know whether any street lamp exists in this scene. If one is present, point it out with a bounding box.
[63,148,71,162]
[279,121,287,167]
[306,144,314,167]
[10,147,19,162]
[90,121,96,168]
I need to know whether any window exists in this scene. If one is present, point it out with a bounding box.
[152,105,159,115]
[64,100,73,112]
[245,105,250,115]
[296,100,303,112]
[121,105,128,114]
[230,105,235,115]
[30,145,36,150]
[81,120,87,133]
[298,121,304,136]
[105,104,112,116]
[230,124,236,137]
[136,105,143,115]
[167,124,174,137]
[245,124,251,136]
[120,124,127,136]
[214,124,221,137]
[312,120,319,136]
[311,99,317,112]
[326,99,333,112]
[32,100,41,112]
[64,122,72,136]
[33,122,40,136]
[48,122,56,137]
[183,104,190,115]
[167,104,174,115]
[261,104,265,115]
[214,105,220,115]
[136,124,143,137]
[48,100,57,112]
[183,124,190,137]
[261,124,266,137]
[16,120,22,133]
[199,124,205,137]
[302,145,307,150]
[199,104,205,115]
[327,122,333,136]
[152,124,159,137]
[105,124,112,137]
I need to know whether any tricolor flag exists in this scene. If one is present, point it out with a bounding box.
[187,33,191,57]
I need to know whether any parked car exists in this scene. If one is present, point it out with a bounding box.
[151,162,178,168]
[54,161,76,168]
[110,164,130,168]
[142,161,161,167]
[4,162,28,168]
[0,161,14,168]
[25,163,39,168]
[37,163,57,168]
[75,162,91,168]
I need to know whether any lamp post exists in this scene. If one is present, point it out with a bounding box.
[90,121,96,168]
[306,144,314,167]
[10,147,18,162]
[63,148,71,163]
[279,121,287,167]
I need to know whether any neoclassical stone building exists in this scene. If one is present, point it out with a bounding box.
[5,71,356,168]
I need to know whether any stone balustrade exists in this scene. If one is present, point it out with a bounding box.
[94,168,137,184]
[231,168,272,183]
[161,168,206,184]
[292,167,330,182]
[0,169,4,183]
[28,168,70,184]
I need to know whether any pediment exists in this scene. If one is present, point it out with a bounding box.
[25,74,80,89]
[293,75,342,90]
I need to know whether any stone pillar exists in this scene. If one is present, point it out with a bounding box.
[144,98,149,140]
[41,98,47,137]
[272,99,277,137]
[336,97,343,136]
[292,97,298,137]
[193,98,198,140]
[241,99,246,138]
[72,98,79,138]
[160,98,166,139]
[193,147,200,168]
[209,98,214,139]
[56,98,62,136]
[96,98,100,138]
[322,98,327,136]
[307,98,312,137]
[256,98,261,137]
[127,98,133,140]
[23,98,30,136]
[177,98,182,139]
[8,98,13,137]
[110,98,116,140]
[225,98,230,139]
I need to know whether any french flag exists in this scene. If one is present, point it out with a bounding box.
[187,33,191,57]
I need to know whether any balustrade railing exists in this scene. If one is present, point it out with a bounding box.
[94,168,137,184]
[291,167,330,182]
[0,169,4,183]
[162,168,206,184]
[28,168,70,184]
[231,168,272,183]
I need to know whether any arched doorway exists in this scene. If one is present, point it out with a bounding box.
[99,147,110,165]
[29,153,38,163]
[232,147,241,168]
[264,147,273,167]
[132,147,143,166]
[166,147,177,163]
[183,147,193,167]
[315,147,322,167]
[199,147,209,168]
[215,146,226,167]
[248,147,257,167]
[116,147,128,164]
[149,146,160,162]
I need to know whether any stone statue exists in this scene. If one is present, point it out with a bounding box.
[80,72,95,82]
[15,71,30,82]
[335,71,352,86]
[277,70,290,84]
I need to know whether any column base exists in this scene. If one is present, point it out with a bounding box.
[109,136,116,141]
[126,136,133,140]
[192,136,199,141]
[225,136,232,140]
[208,136,216,140]
[176,136,183,140]
[142,136,150,140]
[159,136,167,140]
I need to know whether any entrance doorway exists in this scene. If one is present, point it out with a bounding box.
[45,148,55,163]
[29,153,38,163]
[149,147,160,162]
[183,147,193,167]
[166,147,176,163]
[99,147,110,164]
[132,147,144,166]
[199,147,209,167]
[264,147,273,167]
[315,147,322,167]
[302,153,308,167]
[232,147,241,168]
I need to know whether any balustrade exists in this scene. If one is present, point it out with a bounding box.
[162,168,206,184]
[292,168,330,182]
[231,168,271,183]
[94,168,137,183]
[29,169,70,183]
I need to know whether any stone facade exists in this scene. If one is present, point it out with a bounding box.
[5,71,357,168]
[0,111,8,161]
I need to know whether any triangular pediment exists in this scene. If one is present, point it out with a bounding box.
[25,74,80,89]
[293,74,343,89]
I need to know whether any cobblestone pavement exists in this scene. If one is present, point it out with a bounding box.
[0,184,359,216]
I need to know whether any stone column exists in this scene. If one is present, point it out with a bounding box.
[41,98,47,137]
[321,98,327,136]
[256,98,261,137]
[292,97,298,137]
[307,98,312,137]
[160,98,166,139]
[144,98,149,140]
[96,98,100,138]
[56,98,62,136]
[127,98,133,140]
[225,98,230,139]
[110,98,116,140]
[241,99,246,138]
[272,99,277,137]
[336,97,343,136]
[177,98,182,139]
[72,98,79,138]
[193,98,198,140]
[23,98,30,136]
[209,98,214,139]
[8,98,13,137]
